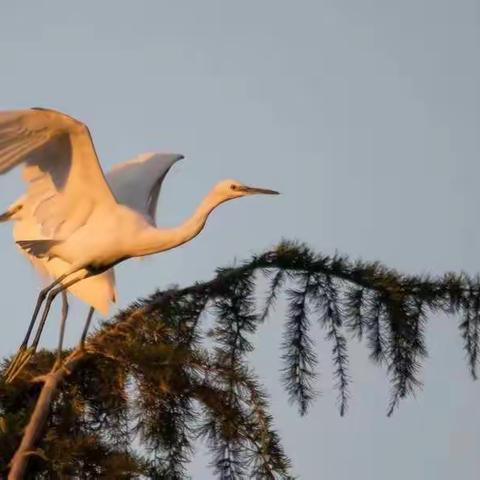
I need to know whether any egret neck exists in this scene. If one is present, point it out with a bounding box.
[135,189,227,257]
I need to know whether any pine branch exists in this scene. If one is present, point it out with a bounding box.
[344,287,365,339]
[260,269,287,322]
[281,271,318,415]
[7,349,85,480]
[309,273,350,416]
[364,292,388,363]
[385,298,426,417]
[459,278,480,379]
[213,267,258,364]
[4,240,480,478]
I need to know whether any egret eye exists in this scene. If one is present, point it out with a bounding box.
[230,184,237,190]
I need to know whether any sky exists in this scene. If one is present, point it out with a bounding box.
[0,1,479,478]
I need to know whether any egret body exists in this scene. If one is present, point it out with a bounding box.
[1,152,181,377]
[0,108,278,381]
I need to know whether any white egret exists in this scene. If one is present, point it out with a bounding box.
[0,108,278,381]
[1,152,180,380]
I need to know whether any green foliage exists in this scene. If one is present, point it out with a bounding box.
[1,240,479,478]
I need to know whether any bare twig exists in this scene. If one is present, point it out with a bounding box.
[8,350,84,480]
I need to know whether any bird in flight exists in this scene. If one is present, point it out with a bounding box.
[1,152,181,381]
[0,108,279,381]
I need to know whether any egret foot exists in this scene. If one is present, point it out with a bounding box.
[5,347,36,383]
[4,346,28,381]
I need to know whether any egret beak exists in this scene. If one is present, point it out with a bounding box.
[240,186,280,195]
[176,154,185,161]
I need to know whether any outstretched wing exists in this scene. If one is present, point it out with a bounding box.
[0,108,117,238]
[106,152,182,226]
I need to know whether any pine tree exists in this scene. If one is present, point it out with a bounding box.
[0,240,478,478]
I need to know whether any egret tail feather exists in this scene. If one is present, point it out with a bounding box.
[0,211,11,222]
[16,239,61,258]
[0,204,22,222]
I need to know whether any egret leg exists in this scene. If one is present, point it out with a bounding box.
[31,274,85,351]
[55,291,69,367]
[4,285,51,381]
[80,307,95,349]
[6,266,83,374]
[6,270,88,383]
[6,279,79,383]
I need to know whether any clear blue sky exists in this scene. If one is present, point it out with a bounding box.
[0,1,479,478]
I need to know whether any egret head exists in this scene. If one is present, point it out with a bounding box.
[213,179,280,201]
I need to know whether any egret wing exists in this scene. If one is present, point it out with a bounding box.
[106,152,179,226]
[12,199,116,314]
[0,108,117,237]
